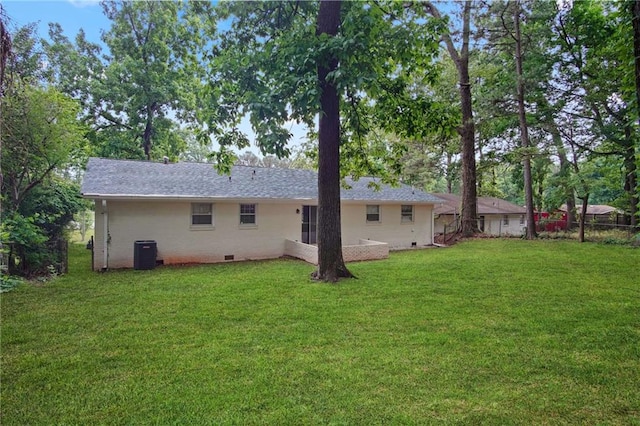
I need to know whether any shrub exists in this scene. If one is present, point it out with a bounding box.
[0,274,23,293]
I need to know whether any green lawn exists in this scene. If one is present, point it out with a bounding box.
[1,240,639,425]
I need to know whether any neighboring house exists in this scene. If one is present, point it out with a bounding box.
[558,204,628,227]
[433,193,527,236]
[81,157,442,270]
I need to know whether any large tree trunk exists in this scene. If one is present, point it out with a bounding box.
[313,0,353,282]
[459,58,479,237]
[424,1,479,236]
[513,1,536,239]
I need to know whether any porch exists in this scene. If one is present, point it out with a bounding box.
[284,239,389,265]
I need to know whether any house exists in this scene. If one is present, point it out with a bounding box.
[558,204,628,227]
[433,193,527,236]
[81,157,442,270]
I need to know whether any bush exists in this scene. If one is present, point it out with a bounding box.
[601,236,632,245]
[1,180,83,277]
[537,231,572,240]
[0,274,23,293]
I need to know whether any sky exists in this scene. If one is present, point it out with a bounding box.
[2,0,108,45]
[1,0,309,156]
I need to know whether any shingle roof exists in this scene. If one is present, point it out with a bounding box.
[558,204,623,215]
[81,157,442,203]
[433,193,526,215]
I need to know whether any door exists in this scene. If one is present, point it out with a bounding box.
[302,205,317,244]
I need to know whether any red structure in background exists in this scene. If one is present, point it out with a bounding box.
[534,211,568,232]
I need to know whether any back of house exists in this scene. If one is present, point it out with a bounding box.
[81,157,442,270]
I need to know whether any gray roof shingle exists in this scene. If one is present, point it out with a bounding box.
[81,157,442,203]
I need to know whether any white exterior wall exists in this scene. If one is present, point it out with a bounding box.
[434,215,457,234]
[434,214,526,236]
[341,203,433,249]
[482,214,526,236]
[93,199,435,269]
[94,199,301,269]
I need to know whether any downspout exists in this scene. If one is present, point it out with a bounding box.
[431,205,435,245]
[102,199,108,271]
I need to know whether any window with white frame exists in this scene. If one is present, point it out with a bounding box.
[366,205,380,222]
[191,203,213,225]
[240,203,256,225]
[401,205,414,223]
[503,215,509,226]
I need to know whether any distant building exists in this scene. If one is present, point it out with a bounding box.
[433,194,527,236]
[559,204,629,227]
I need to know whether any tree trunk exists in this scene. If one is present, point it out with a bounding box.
[456,1,478,236]
[623,125,638,227]
[620,4,638,228]
[458,58,479,236]
[547,120,575,229]
[143,103,154,160]
[313,0,353,282]
[632,1,640,125]
[0,14,9,267]
[513,1,537,240]
[578,194,589,243]
[424,1,478,236]
[559,150,576,230]
[446,151,454,194]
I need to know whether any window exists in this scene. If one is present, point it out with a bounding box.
[366,205,380,222]
[240,204,256,225]
[520,215,525,225]
[503,215,510,226]
[191,203,212,225]
[401,205,414,223]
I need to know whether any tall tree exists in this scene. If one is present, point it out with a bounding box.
[44,0,214,161]
[422,1,479,236]
[513,0,537,239]
[1,84,85,212]
[0,5,11,272]
[633,1,640,126]
[630,0,640,224]
[314,0,351,281]
[0,4,11,97]
[553,0,638,227]
[213,1,441,280]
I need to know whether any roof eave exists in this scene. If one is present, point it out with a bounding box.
[82,193,439,204]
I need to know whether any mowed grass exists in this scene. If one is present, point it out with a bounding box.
[1,240,639,425]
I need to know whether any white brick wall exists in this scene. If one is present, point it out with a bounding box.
[435,213,526,236]
[284,239,318,264]
[95,199,300,269]
[343,239,388,262]
[284,239,388,264]
[341,203,433,248]
[93,199,432,269]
